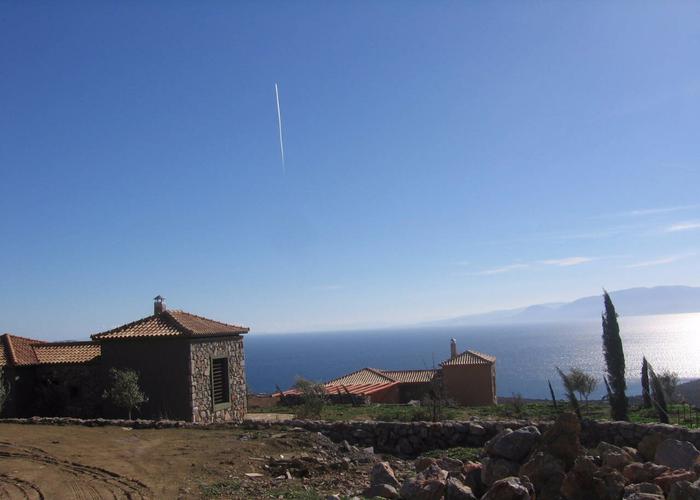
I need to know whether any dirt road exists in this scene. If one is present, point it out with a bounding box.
[0,423,385,499]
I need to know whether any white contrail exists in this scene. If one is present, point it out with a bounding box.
[274,83,285,172]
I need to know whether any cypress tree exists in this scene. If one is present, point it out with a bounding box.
[602,291,629,421]
[548,379,558,411]
[603,376,612,401]
[641,357,652,409]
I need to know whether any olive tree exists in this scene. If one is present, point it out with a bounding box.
[567,368,598,408]
[103,368,148,420]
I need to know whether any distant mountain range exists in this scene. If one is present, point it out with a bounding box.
[430,286,700,326]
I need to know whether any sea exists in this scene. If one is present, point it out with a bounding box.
[245,312,700,400]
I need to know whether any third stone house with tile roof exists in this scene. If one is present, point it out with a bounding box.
[286,339,497,406]
[1,297,249,423]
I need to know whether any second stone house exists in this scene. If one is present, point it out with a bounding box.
[91,296,249,422]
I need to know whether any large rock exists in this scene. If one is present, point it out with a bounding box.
[537,412,582,469]
[598,442,635,470]
[623,493,664,500]
[481,476,535,500]
[654,439,700,470]
[415,457,438,473]
[638,434,665,462]
[481,457,521,486]
[623,482,664,499]
[561,456,615,500]
[462,461,485,497]
[598,468,627,500]
[519,451,565,500]
[419,464,449,483]
[399,478,446,500]
[438,457,465,474]
[485,426,541,463]
[399,464,449,500]
[623,462,669,483]
[362,483,399,499]
[446,477,477,500]
[370,461,400,488]
[654,469,698,494]
[668,478,700,500]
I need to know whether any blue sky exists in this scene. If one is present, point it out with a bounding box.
[2,2,700,337]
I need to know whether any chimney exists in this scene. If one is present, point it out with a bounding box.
[154,295,166,315]
[450,338,457,359]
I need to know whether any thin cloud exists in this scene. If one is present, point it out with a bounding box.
[625,253,695,268]
[470,256,595,275]
[540,256,594,267]
[473,263,529,276]
[666,221,700,232]
[312,284,344,291]
[615,205,700,217]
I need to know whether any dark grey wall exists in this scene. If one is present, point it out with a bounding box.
[33,363,102,417]
[100,338,191,420]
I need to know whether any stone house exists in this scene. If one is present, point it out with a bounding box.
[283,339,496,406]
[0,297,249,423]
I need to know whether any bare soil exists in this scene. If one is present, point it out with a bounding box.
[0,423,404,499]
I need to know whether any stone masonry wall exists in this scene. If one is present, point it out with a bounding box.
[189,336,246,423]
[243,418,700,457]
[2,416,699,458]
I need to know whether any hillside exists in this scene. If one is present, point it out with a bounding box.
[434,286,700,326]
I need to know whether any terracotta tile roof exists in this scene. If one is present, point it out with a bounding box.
[167,310,249,336]
[326,368,396,386]
[33,342,101,365]
[282,382,397,397]
[0,334,100,367]
[440,349,496,366]
[91,309,249,340]
[0,336,8,367]
[326,368,437,386]
[380,369,437,384]
[0,334,45,366]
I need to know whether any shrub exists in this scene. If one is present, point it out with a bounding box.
[648,364,669,423]
[557,367,582,420]
[657,370,679,404]
[293,377,327,418]
[509,392,525,418]
[103,368,148,419]
[421,374,450,422]
[0,370,7,414]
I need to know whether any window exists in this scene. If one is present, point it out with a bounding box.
[211,357,230,409]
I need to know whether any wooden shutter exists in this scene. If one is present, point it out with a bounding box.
[211,357,230,407]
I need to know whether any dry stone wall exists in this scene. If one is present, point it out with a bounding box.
[244,418,700,457]
[3,415,699,458]
[189,336,246,423]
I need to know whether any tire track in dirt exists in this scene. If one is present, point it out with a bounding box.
[0,441,149,499]
[0,473,44,499]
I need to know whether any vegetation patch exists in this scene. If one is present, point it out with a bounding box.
[200,478,242,498]
[422,446,483,462]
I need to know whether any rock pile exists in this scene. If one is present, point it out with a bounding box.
[360,412,700,500]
